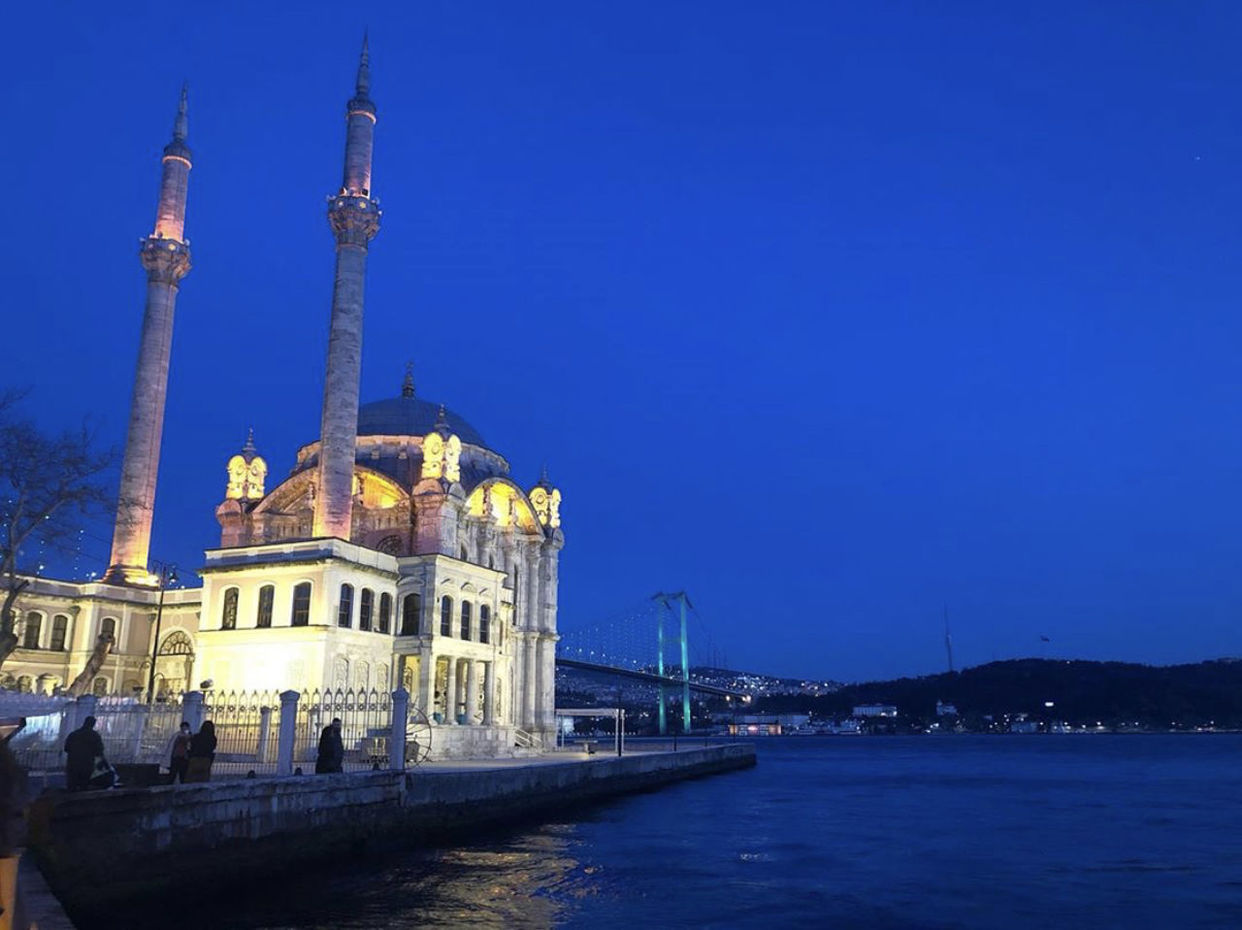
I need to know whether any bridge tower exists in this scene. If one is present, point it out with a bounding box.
[654,592,693,734]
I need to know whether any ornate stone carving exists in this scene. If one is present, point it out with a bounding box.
[139,236,192,283]
[327,194,381,247]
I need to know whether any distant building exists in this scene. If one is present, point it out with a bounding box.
[853,704,898,718]
[727,713,809,736]
[936,701,958,716]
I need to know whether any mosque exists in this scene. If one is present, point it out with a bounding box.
[3,43,565,754]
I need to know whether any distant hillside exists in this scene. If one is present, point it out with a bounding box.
[752,658,1242,728]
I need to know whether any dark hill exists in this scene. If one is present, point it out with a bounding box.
[754,658,1242,728]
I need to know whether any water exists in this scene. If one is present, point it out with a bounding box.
[128,736,1242,929]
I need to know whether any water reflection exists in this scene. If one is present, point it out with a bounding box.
[108,821,596,930]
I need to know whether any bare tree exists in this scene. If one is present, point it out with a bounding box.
[0,391,115,670]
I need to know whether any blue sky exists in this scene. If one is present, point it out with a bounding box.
[3,2,1242,680]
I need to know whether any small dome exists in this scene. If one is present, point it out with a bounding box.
[356,396,487,447]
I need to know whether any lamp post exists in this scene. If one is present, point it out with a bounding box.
[146,560,177,704]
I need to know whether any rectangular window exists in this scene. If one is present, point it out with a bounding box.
[359,589,374,632]
[440,597,453,637]
[460,601,472,640]
[50,615,68,651]
[338,584,354,628]
[378,593,392,634]
[256,586,274,628]
[22,614,41,650]
[291,583,311,627]
[479,605,490,645]
[401,594,420,636]
[222,589,238,630]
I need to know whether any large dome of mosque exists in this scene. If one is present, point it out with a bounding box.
[355,394,488,448]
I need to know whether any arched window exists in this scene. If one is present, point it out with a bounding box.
[401,594,420,636]
[22,613,41,650]
[221,588,239,630]
[159,630,194,655]
[460,601,472,640]
[460,545,469,561]
[480,605,490,644]
[50,615,68,651]
[378,593,392,634]
[256,585,275,628]
[291,583,312,626]
[359,588,374,632]
[100,617,117,642]
[440,596,453,637]
[338,584,354,628]
[17,676,33,693]
[91,677,108,696]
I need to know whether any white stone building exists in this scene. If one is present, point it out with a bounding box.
[2,44,564,755]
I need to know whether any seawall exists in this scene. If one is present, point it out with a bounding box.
[30,744,755,919]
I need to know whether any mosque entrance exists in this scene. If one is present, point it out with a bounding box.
[156,630,195,696]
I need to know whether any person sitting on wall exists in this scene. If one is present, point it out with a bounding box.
[168,720,192,784]
[184,721,217,783]
[63,716,104,792]
[315,718,344,774]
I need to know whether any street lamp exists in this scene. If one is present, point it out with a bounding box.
[146,560,177,704]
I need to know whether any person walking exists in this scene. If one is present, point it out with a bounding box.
[315,718,344,774]
[184,720,217,783]
[168,721,192,784]
[63,716,105,792]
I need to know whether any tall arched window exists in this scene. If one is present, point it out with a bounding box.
[256,585,275,628]
[100,617,117,642]
[50,615,68,651]
[22,613,41,650]
[480,605,491,644]
[291,583,312,626]
[401,594,420,636]
[221,588,239,630]
[460,601,472,640]
[440,596,453,637]
[338,584,354,628]
[359,588,374,632]
[378,593,392,634]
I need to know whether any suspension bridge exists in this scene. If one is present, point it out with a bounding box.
[556,591,749,734]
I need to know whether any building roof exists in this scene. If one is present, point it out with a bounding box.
[356,395,488,447]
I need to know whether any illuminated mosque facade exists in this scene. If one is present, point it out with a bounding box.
[4,43,565,754]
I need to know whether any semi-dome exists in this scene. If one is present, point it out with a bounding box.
[356,394,488,448]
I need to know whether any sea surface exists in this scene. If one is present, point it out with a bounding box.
[134,736,1242,929]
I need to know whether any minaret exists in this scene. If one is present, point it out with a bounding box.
[105,85,193,585]
[313,36,382,539]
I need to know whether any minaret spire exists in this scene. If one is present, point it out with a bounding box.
[105,87,194,584]
[313,40,382,540]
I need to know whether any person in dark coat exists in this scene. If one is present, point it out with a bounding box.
[169,721,192,784]
[184,720,217,783]
[315,718,344,774]
[64,716,104,792]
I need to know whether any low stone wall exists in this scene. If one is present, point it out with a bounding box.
[30,744,755,921]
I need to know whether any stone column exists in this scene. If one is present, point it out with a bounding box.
[312,43,381,540]
[482,661,495,726]
[465,660,479,725]
[522,636,537,730]
[106,89,193,586]
[536,633,558,734]
[276,689,300,776]
[182,690,205,733]
[389,687,409,770]
[442,656,456,725]
[256,706,273,762]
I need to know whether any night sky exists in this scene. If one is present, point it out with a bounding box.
[4,3,1242,681]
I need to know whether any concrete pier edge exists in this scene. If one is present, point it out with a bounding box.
[30,744,756,923]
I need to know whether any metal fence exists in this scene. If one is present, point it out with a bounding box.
[202,689,281,774]
[294,688,392,771]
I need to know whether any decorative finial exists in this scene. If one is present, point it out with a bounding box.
[242,427,256,455]
[435,404,450,433]
[356,30,371,97]
[538,463,552,487]
[401,360,415,398]
[173,82,189,142]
